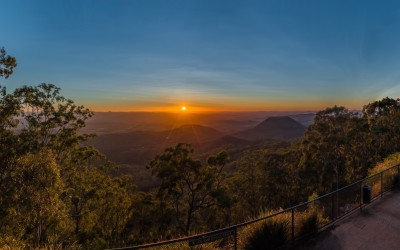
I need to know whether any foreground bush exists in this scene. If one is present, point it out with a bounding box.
[365,152,400,197]
[243,219,289,250]
[369,152,400,175]
[239,210,290,250]
[297,211,318,237]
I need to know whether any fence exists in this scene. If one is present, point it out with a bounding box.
[110,164,400,250]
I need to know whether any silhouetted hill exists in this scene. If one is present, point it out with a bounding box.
[82,111,314,135]
[235,116,306,140]
[90,118,305,166]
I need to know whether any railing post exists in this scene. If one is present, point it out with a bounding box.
[234,227,237,250]
[381,172,383,197]
[398,165,400,187]
[360,182,362,211]
[331,192,335,221]
[336,190,339,218]
[291,208,295,241]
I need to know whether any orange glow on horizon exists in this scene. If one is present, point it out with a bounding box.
[85,98,369,113]
[89,105,320,113]
[88,104,222,113]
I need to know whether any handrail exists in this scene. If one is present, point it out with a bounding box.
[108,163,400,250]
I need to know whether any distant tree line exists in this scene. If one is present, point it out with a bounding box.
[2,47,400,249]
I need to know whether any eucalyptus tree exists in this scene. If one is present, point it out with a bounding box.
[299,106,368,193]
[12,83,94,164]
[0,47,18,163]
[230,151,268,218]
[147,143,229,235]
[0,49,135,247]
[0,48,20,234]
[0,84,137,248]
[261,148,302,208]
[4,150,68,247]
[0,47,16,79]
[63,159,134,249]
[363,97,400,162]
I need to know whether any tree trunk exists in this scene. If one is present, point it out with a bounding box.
[185,206,194,235]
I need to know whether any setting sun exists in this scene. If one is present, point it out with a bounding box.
[181,106,187,111]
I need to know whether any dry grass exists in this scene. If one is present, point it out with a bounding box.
[369,152,400,175]
[366,152,400,198]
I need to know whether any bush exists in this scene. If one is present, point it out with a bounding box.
[243,219,289,250]
[369,152,400,175]
[366,152,400,196]
[0,235,26,249]
[297,212,318,237]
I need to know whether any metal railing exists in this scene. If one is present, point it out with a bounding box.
[110,164,400,250]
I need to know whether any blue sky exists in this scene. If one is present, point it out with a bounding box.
[2,0,400,111]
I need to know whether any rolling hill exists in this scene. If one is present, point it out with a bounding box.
[90,116,309,165]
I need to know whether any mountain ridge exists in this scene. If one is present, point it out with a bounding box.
[90,116,308,165]
[234,116,306,140]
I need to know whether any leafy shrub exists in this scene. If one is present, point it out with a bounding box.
[369,152,400,175]
[366,152,400,197]
[297,212,318,237]
[0,235,26,249]
[243,219,289,250]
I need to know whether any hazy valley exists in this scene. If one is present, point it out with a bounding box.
[86,112,315,190]
[88,112,314,161]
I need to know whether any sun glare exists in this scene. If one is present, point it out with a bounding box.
[181,106,187,111]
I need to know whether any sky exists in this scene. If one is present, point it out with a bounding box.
[2,0,400,112]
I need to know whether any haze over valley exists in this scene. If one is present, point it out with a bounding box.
[87,112,315,189]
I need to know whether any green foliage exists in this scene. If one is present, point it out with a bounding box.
[0,47,17,79]
[229,151,268,219]
[147,143,230,235]
[299,99,400,194]
[300,106,370,193]
[363,98,400,162]
[12,83,94,162]
[1,150,69,247]
[63,161,134,248]
[0,79,134,248]
[229,147,302,222]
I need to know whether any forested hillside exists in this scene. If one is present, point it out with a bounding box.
[89,117,303,167]
[2,48,400,249]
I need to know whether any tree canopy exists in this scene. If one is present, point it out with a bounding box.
[0,47,16,79]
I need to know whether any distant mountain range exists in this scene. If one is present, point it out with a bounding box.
[90,115,311,165]
[82,111,315,134]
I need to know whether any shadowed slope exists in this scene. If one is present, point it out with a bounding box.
[235,116,306,140]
